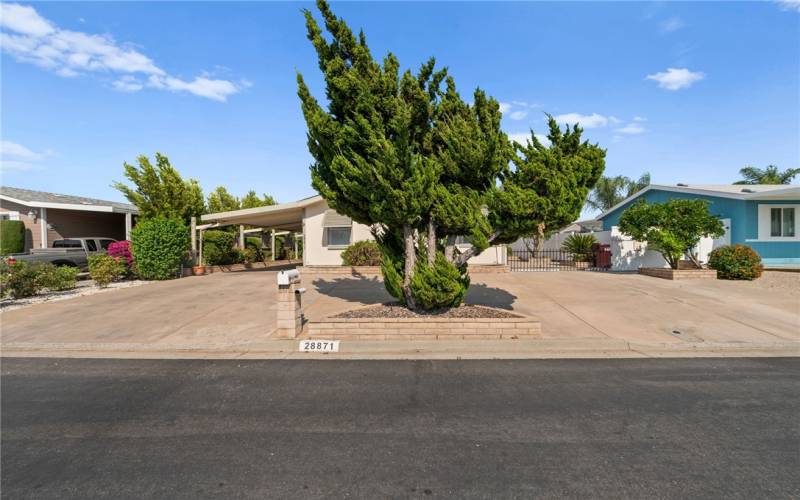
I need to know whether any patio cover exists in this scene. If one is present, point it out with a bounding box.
[201,195,323,231]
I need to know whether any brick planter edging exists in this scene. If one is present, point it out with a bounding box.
[639,267,718,280]
[308,315,541,341]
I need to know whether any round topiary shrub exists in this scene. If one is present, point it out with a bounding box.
[0,220,25,255]
[708,244,763,280]
[131,217,190,280]
[202,230,236,266]
[88,254,126,288]
[342,240,382,266]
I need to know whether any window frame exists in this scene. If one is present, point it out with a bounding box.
[756,204,800,241]
[325,227,352,248]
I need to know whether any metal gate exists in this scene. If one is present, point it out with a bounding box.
[508,248,611,272]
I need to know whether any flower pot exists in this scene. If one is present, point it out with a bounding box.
[192,265,206,276]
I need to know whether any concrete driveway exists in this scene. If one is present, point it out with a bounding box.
[1,269,798,349]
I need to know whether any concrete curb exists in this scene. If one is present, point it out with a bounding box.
[2,338,799,360]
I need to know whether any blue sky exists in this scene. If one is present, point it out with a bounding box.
[1,1,798,212]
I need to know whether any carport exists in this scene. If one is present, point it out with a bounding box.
[197,196,323,263]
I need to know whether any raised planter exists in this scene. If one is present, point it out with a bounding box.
[638,267,718,280]
[308,315,541,341]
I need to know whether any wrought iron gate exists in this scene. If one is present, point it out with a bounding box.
[508,248,611,272]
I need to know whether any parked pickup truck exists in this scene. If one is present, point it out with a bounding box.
[4,237,117,270]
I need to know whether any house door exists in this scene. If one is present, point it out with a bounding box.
[713,218,731,249]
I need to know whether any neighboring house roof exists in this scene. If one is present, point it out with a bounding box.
[597,184,800,220]
[0,186,138,214]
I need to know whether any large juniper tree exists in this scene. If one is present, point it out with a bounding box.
[298,0,604,309]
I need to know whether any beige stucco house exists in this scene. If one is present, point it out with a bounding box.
[0,186,138,252]
[201,195,506,268]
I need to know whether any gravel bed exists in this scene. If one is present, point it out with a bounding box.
[0,280,152,312]
[740,270,800,292]
[333,303,521,319]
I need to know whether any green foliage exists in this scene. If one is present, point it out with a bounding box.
[618,199,725,269]
[299,1,602,309]
[491,117,606,245]
[207,186,240,213]
[38,264,80,291]
[0,220,25,255]
[88,254,126,288]
[561,233,598,259]
[202,230,236,265]
[410,253,470,309]
[734,165,799,185]
[0,261,44,299]
[241,191,277,209]
[708,245,763,280]
[586,173,650,212]
[245,237,265,262]
[113,153,205,222]
[130,217,190,280]
[341,240,382,266]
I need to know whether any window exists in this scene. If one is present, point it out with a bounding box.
[0,211,19,221]
[99,239,115,250]
[85,240,98,251]
[326,227,351,247]
[53,239,82,248]
[770,208,796,237]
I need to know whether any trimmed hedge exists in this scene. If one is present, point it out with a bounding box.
[88,254,126,287]
[0,220,25,255]
[342,240,381,266]
[202,230,236,265]
[131,217,190,280]
[708,244,763,280]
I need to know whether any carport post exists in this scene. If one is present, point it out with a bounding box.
[190,217,197,263]
[271,230,275,261]
[125,213,133,240]
[239,225,245,249]
[293,233,298,259]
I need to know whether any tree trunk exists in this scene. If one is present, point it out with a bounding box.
[444,236,456,262]
[402,223,416,309]
[453,230,502,267]
[427,219,436,266]
[534,222,545,258]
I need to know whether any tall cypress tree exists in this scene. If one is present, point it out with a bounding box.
[298,1,604,309]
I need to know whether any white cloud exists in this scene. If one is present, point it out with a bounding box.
[553,112,608,129]
[499,102,512,114]
[508,110,528,120]
[609,116,621,124]
[0,3,54,37]
[507,132,550,147]
[633,116,647,122]
[112,75,143,93]
[776,0,800,12]
[615,123,646,135]
[646,67,705,90]
[0,140,47,171]
[0,3,242,101]
[659,17,685,33]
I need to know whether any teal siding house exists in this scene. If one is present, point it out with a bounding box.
[597,184,800,268]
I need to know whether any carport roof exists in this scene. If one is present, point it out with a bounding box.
[201,195,323,231]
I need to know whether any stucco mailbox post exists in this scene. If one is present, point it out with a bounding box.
[276,270,304,338]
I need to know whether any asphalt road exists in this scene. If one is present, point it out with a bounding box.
[2,358,798,499]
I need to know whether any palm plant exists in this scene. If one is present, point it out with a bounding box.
[734,165,799,185]
[586,172,651,212]
[561,233,597,261]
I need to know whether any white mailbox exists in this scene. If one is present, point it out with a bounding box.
[277,269,301,286]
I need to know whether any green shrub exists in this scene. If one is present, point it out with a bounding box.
[708,244,763,280]
[410,253,470,309]
[0,261,43,299]
[131,217,190,280]
[202,230,236,265]
[0,220,25,255]
[88,254,126,287]
[561,233,597,261]
[38,264,80,291]
[245,237,264,262]
[342,240,382,266]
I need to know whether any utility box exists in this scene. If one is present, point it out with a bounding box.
[275,270,304,338]
[593,243,612,269]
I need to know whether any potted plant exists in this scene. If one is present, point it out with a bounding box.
[561,233,598,269]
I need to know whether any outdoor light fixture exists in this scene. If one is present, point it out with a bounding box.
[27,209,37,222]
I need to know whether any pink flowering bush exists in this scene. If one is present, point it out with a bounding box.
[108,240,134,277]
